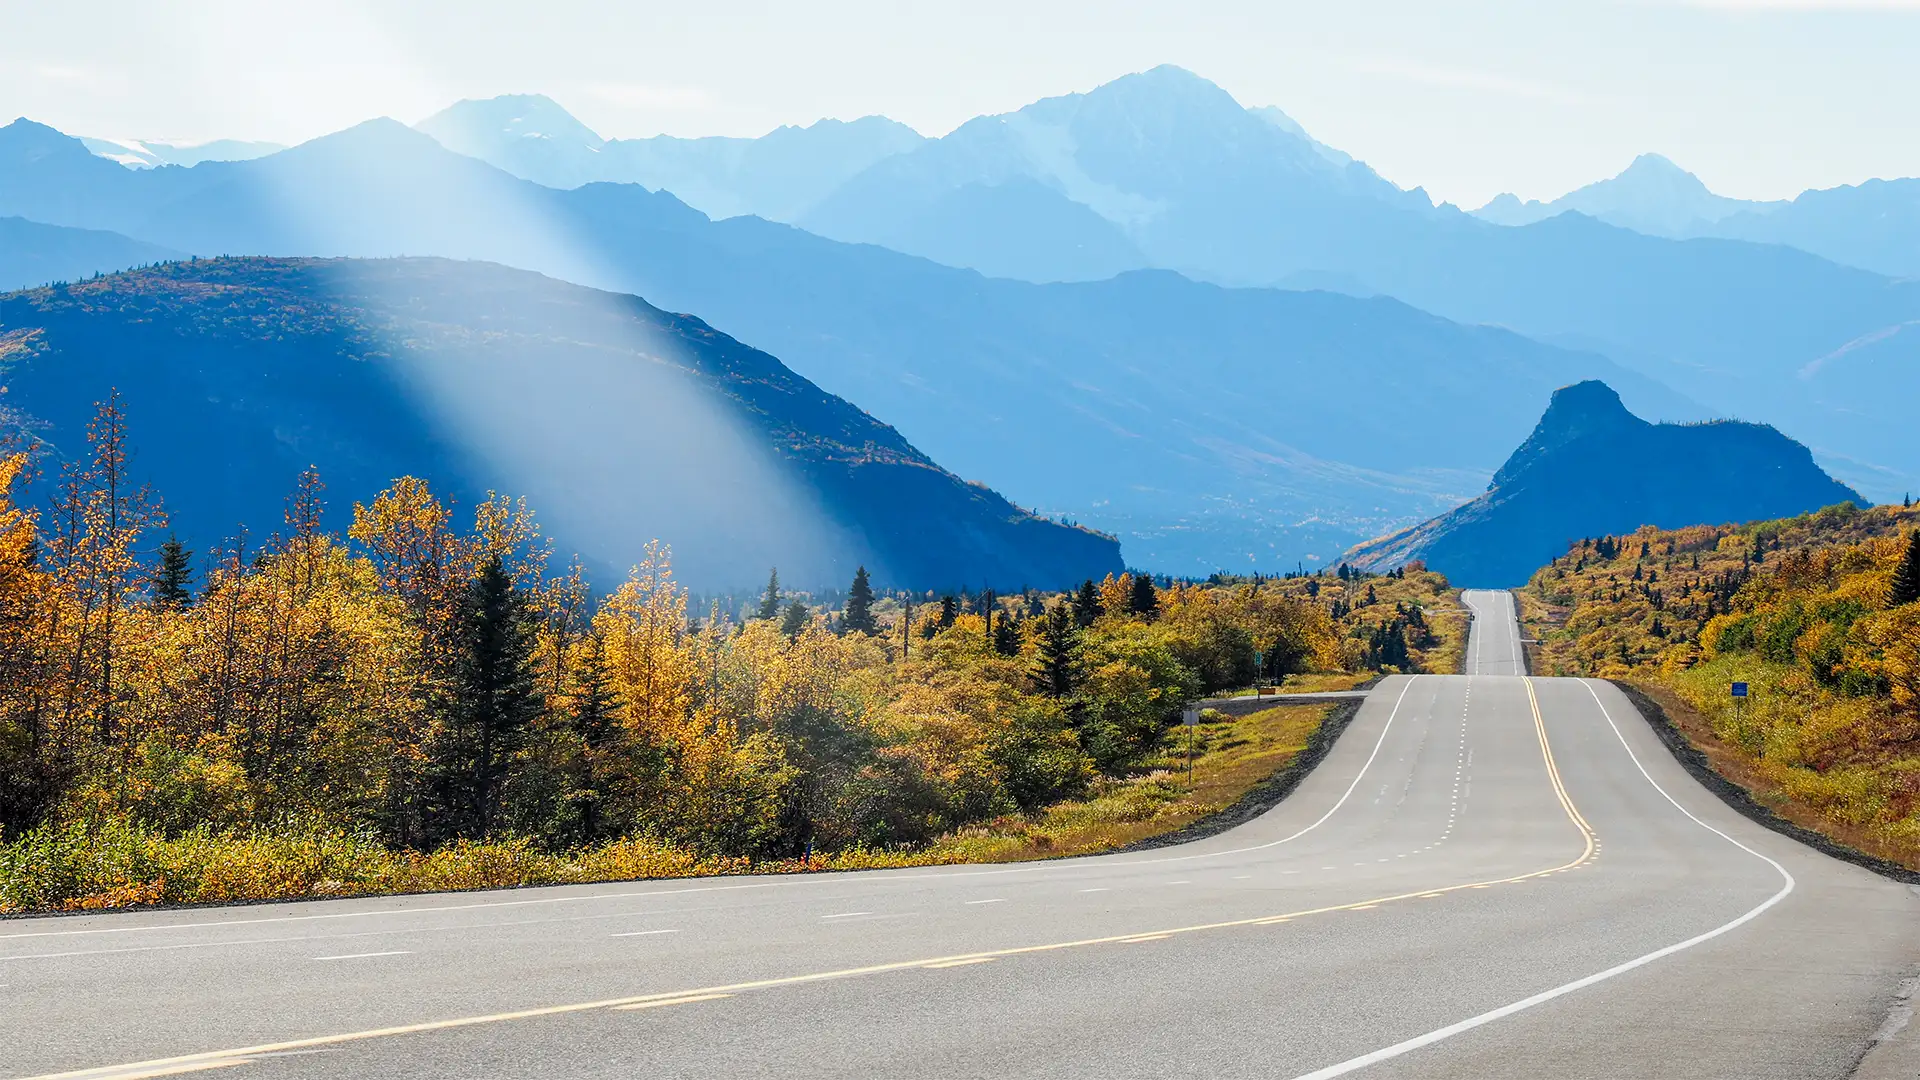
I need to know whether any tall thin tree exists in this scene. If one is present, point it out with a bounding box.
[757,568,781,621]
[842,566,877,634]
[426,554,543,843]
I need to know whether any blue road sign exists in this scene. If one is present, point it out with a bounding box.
[1731,682,1749,698]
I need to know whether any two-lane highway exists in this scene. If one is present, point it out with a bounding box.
[6,590,1917,1078]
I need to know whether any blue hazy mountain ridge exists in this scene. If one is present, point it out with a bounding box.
[1471,153,1784,237]
[0,115,1698,574]
[0,216,183,292]
[764,69,1920,499]
[78,136,285,170]
[799,64,1439,285]
[1472,154,1920,281]
[0,257,1121,591]
[39,65,1920,499]
[1699,178,1920,280]
[1343,380,1865,587]
[413,94,925,222]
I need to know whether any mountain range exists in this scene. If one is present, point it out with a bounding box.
[0,112,1705,574]
[77,136,285,171]
[1471,153,1784,237]
[376,70,1920,505]
[0,257,1120,591]
[1344,381,1864,586]
[414,94,924,223]
[9,64,1917,575]
[1472,153,1920,281]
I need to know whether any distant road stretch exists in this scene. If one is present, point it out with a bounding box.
[6,590,1916,1079]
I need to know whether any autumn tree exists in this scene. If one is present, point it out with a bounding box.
[41,393,164,747]
[0,452,58,833]
[843,566,877,634]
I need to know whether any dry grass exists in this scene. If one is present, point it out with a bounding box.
[920,704,1328,862]
[0,704,1336,914]
[1631,679,1919,870]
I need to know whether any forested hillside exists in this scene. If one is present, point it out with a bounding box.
[0,407,1460,910]
[1519,501,1920,867]
[0,257,1118,590]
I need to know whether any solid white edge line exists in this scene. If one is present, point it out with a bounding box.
[1279,678,1795,1080]
[8,676,1427,943]
[1118,675,1422,865]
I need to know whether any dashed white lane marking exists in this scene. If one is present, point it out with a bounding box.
[1078,888,1109,893]
[964,899,1006,906]
[312,951,409,962]
[610,930,680,938]
[818,912,872,920]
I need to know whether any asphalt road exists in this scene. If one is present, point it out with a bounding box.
[6,589,1917,1079]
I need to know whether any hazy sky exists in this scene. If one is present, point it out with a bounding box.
[4,0,1917,206]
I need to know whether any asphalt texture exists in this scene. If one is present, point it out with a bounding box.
[6,589,1917,1079]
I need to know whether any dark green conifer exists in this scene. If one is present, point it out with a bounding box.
[936,595,958,630]
[993,611,1021,656]
[842,566,877,634]
[153,534,194,607]
[1128,573,1158,617]
[1031,604,1082,697]
[780,599,811,638]
[757,568,781,621]
[426,554,544,843]
[1072,580,1102,627]
[1889,530,1920,607]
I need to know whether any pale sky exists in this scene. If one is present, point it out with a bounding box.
[3,0,1918,206]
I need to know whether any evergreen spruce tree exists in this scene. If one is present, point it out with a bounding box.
[780,599,811,638]
[152,534,194,607]
[426,554,544,843]
[757,568,781,621]
[842,566,877,634]
[1072,580,1102,627]
[1128,573,1158,617]
[1890,530,1920,607]
[936,594,958,630]
[571,634,622,752]
[993,611,1021,656]
[567,633,624,842]
[1031,604,1082,697]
